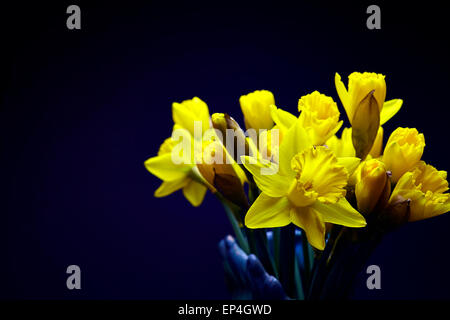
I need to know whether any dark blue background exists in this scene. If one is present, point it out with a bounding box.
[1,1,449,299]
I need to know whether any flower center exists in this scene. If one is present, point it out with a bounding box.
[287,176,318,208]
[286,146,348,207]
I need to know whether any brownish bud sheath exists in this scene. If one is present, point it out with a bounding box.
[351,90,381,160]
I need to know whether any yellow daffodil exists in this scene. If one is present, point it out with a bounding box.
[355,159,390,214]
[145,97,213,206]
[241,119,366,250]
[145,126,208,207]
[389,161,450,222]
[298,91,343,145]
[326,126,384,158]
[240,90,275,131]
[172,97,211,136]
[335,72,403,126]
[382,127,425,182]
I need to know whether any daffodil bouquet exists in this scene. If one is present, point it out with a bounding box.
[145,72,450,300]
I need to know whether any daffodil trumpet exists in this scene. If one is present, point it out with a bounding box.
[144,73,448,300]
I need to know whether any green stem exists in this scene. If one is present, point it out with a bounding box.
[326,227,346,266]
[220,200,250,254]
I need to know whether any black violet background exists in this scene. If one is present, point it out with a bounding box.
[1,1,450,299]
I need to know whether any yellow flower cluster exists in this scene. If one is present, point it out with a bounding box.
[144,72,450,250]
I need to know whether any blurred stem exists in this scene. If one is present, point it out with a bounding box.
[273,227,281,275]
[279,224,296,298]
[247,179,260,205]
[252,229,277,277]
[307,226,343,300]
[294,255,305,300]
[326,227,346,266]
[301,231,311,293]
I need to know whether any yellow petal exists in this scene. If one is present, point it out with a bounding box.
[382,128,425,182]
[182,180,207,207]
[246,136,260,159]
[368,126,384,158]
[154,178,189,197]
[144,153,191,181]
[390,164,450,222]
[337,157,361,176]
[245,193,292,228]
[270,105,297,133]
[313,197,366,227]
[414,161,449,194]
[380,99,403,125]
[298,91,343,145]
[241,156,289,197]
[278,119,312,176]
[239,90,275,130]
[335,73,351,121]
[289,146,347,204]
[355,159,389,214]
[290,206,326,250]
[172,97,210,136]
[326,127,355,158]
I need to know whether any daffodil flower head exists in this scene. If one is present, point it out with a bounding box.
[335,72,403,126]
[239,90,275,131]
[241,120,366,250]
[298,91,343,145]
[382,127,425,182]
[172,97,211,136]
[145,127,208,207]
[348,72,386,118]
[389,161,450,222]
[287,147,348,207]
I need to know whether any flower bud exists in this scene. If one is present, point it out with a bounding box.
[335,72,403,127]
[239,90,275,131]
[326,126,383,159]
[211,113,249,162]
[382,127,425,182]
[197,140,248,209]
[335,72,386,125]
[351,90,380,159]
[355,159,391,215]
